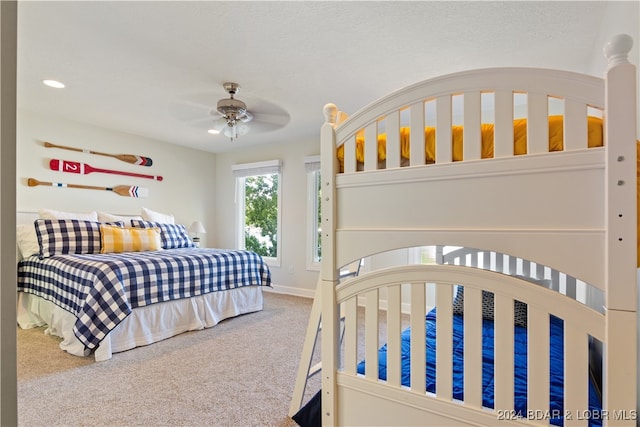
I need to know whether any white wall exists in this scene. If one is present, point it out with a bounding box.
[588,2,639,139]
[17,109,216,247]
[215,136,321,297]
[589,2,639,76]
[16,107,322,296]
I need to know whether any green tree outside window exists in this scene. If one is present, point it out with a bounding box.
[244,174,278,257]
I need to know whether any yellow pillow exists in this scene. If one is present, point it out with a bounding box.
[100,224,162,253]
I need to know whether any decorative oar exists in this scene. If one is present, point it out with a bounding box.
[50,159,163,181]
[43,141,153,167]
[28,178,148,198]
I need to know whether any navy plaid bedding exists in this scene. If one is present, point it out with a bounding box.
[17,248,272,349]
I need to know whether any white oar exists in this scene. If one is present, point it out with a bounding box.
[28,178,149,198]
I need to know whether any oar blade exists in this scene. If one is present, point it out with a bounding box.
[115,154,153,167]
[50,159,86,174]
[112,185,148,198]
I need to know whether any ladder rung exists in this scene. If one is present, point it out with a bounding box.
[289,279,351,417]
[308,362,322,377]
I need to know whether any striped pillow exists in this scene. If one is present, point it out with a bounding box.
[130,220,195,249]
[100,224,162,253]
[35,219,123,258]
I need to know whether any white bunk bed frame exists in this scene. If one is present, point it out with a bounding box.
[291,34,637,426]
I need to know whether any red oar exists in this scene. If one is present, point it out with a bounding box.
[50,159,163,181]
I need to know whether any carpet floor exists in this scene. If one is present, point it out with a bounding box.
[17,291,321,427]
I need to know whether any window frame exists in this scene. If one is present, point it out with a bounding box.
[305,155,321,271]
[233,160,282,267]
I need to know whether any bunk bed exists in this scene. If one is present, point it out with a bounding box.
[291,34,637,426]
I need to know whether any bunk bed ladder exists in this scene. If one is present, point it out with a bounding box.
[289,281,323,417]
[289,261,359,418]
[289,285,347,418]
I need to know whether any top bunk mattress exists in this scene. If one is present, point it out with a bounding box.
[337,115,605,170]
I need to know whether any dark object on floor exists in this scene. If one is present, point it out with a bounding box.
[292,390,321,427]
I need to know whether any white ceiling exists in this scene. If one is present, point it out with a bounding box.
[16,1,634,153]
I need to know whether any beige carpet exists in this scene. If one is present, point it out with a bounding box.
[17,291,321,427]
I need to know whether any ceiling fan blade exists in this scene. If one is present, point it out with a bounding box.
[167,100,212,122]
[170,87,290,137]
[252,112,290,126]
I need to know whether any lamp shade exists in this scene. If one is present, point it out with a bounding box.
[212,117,228,132]
[189,221,206,235]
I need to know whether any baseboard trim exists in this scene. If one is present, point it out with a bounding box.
[263,284,315,299]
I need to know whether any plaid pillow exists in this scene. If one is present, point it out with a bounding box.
[130,219,195,249]
[35,219,124,258]
[100,224,162,253]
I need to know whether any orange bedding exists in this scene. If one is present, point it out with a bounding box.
[337,115,604,165]
[337,116,640,267]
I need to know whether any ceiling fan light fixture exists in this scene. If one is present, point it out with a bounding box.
[220,121,250,141]
[237,122,250,136]
[240,111,253,123]
[211,82,254,141]
[212,117,229,131]
[222,126,237,140]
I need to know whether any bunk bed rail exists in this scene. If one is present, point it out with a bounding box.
[335,264,604,426]
[437,246,603,311]
[334,67,603,174]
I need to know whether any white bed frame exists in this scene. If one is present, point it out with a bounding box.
[292,34,637,426]
[16,211,264,362]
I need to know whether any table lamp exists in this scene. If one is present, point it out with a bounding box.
[189,221,206,247]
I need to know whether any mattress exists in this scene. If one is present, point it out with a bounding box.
[357,309,603,427]
[17,247,272,351]
[337,115,604,167]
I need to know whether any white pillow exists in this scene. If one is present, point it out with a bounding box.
[141,207,175,224]
[39,208,98,221]
[16,223,40,259]
[98,212,143,224]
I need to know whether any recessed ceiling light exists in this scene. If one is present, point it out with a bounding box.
[42,79,65,89]
[207,129,220,135]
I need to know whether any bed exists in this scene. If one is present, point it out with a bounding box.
[291,33,637,426]
[16,210,272,361]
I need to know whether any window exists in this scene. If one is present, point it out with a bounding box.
[305,156,321,270]
[232,160,282,266]
[410,245,437,265]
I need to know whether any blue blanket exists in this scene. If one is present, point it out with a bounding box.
[18,248,271,349]
[357,310,603,426]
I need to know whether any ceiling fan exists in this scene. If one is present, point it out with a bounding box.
[210,82,253,141]
[169,82,291,142]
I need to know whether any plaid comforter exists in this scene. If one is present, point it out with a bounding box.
[17,248,272,349]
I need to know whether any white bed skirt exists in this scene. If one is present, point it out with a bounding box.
[17,286,264,361]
